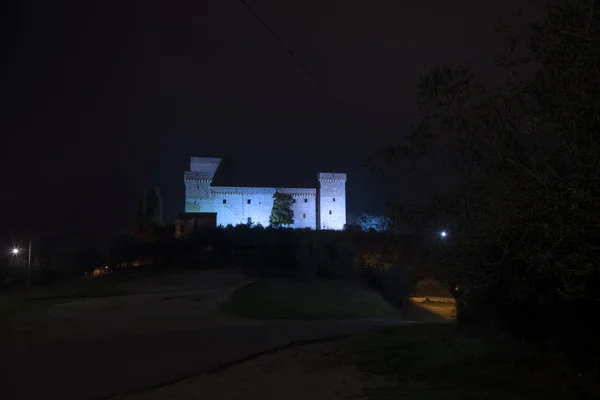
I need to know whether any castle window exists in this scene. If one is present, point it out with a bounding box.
[293,199,296,203]
[247,217,252,224]
[304,199,308,203]
[247,199,251,204]
[329,210,332,215]
[333,198,336,202]
[197,186,199,189]
[223,199,227,204]
[303,213,306,218]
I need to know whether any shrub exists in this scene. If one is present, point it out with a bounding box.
[361,263,417,308]
[319,241,357,279]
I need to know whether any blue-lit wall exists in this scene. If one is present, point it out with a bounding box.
[184,157,345,230]
[317,173,347,230]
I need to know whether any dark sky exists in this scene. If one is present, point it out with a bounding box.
[2,0,521,238]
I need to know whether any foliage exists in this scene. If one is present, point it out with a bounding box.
[50,237,105,276]
[294,239,358,280]
[107,233,135,267]
[133,187,164,241]
[269,192,295,227]
[354,324,598,400]
[356,212,392,232]
[374,0,600,366]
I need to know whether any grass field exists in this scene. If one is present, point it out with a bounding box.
[221,279,404,320]
[0,279,125,333]
[352,324,598,400]
[0,264,173,330]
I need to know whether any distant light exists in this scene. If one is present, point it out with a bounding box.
[12,248,19,255]
[440,231,447,238]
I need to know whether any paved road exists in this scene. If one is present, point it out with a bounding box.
[1,319,407,400]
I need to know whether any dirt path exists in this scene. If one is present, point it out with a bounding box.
[0,268,408,400]
[1,319,406,400]
[113,338,390,400]
[3,268,259,344]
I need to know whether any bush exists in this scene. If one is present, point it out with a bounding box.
[361,263,417,308]
[319,241,357,279]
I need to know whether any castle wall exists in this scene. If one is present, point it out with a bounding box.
[210,187,275,227]
[318,173,347,230]
[184,157,342,230]
[186,186,317,228]
[277,188,317,229]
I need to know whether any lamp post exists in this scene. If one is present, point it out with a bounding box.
[12,240,32,288]
[27,239,32,288]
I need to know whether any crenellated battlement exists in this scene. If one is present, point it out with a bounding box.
[184,157,345,230]
[184,171,214,182]
[317,173,347,183]
[190,157,222,180]
[276,188,317,197]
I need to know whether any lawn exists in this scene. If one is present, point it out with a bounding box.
[0,268,150,333]
[0,279,125,335]
[221,279,404,320]
[352,324,598,400]
[0,263,228,331]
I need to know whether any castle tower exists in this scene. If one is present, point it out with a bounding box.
[317,173,347,230]
[184,157,222,212]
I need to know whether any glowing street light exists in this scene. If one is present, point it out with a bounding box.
[10,241,32,288]
[440,231,448,238]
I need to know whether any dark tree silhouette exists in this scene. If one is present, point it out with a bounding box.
[373,0,600,364]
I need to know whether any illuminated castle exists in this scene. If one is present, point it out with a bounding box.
[183,157,346,230]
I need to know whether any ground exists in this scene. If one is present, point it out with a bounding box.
[114,325,597,400]
[3,267,583,400]
[113,337,390,400]
[0,267,407,400]
[2,267,258,343]
[221,279,403,320]
[404,299,456,322]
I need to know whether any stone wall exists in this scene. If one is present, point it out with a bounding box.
[183,157,344,230]
[186,186,317,228]
[317,173,347,230]
[190,157,221,175]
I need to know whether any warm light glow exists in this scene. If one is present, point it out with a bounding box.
[12,248,20,255]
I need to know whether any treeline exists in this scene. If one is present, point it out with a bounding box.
[0,225,425,308]
[373,0,600,371]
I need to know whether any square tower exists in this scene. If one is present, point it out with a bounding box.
[184,157,222,212]
[317,173,347,230]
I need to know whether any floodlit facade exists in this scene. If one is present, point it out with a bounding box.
[184,157,346,230]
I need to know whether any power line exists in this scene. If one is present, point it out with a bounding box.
[237,0,368,135]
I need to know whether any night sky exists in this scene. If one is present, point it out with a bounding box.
[3,0,521,238]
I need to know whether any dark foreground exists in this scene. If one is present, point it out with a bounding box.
[1,319,406,400]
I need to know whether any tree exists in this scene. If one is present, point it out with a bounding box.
[374,0,600,352]
[357,212,392,232]
[269,192,295,227]
[133,187,164,241]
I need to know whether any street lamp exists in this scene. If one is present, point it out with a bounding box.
[10,241,32,288]
[440,230,448,238]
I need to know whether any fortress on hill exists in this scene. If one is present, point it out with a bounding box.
[184,157,347,230]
